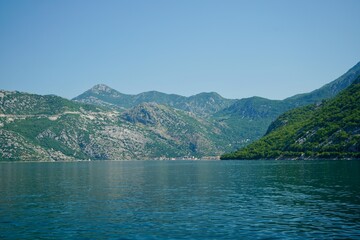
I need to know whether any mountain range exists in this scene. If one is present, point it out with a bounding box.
[1,61,359,161]
[73,84,235,117]
[74,61,360,145]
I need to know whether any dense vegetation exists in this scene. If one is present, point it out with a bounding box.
[221,77,360,160]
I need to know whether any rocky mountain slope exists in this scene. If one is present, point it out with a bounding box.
[221,76,360,160]
[0,91,235,161]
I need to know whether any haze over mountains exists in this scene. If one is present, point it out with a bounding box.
[75,61,360,111]
[1,62,359,161]
[73,84,236,117]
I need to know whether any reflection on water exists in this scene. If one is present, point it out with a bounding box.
[0,160,359,239]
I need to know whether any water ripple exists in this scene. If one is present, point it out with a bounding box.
[0,160,359,239]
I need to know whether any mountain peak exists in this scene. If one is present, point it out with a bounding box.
[90,84,115,93]
[191,92,223,99]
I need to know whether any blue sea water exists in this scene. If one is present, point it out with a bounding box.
[0,160,359,239]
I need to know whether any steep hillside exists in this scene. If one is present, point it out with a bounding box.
[285,61,360,106]
[215,62,360,145]
[221,77,360,160]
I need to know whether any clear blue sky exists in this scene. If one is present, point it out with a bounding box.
[0,0,359,100]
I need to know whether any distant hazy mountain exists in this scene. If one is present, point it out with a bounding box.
[221,76,360,160]
[73,84,235,117]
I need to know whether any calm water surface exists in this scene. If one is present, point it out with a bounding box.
[0,160,359,239]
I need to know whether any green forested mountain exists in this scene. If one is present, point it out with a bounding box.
[221,77,360,160]
[214,62,360,145]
